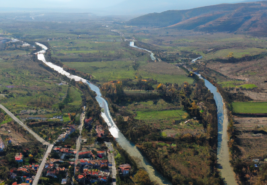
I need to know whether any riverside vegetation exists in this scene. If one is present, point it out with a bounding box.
[100,76,223,184]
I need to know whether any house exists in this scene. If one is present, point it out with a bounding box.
[10,173,17,179]
[61,178,67,184]
[100,176,108,182]
[119,164,131,176]
[15,153,23,163]
[17,167,28,173]
[78,175,84,181]
[97,151,106,158]
[46,169,58,178]
[123,116,129,122]
[79,151,93,158]
[252,159,260,163]
[0,137,4,152]
[81,138,88,143]
[85,117,93,124]
[34,164,39,170]
[96,125,104,138]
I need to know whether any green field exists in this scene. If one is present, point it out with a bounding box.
[126,99,179,112]
[232,102,267,114]
[64,61,193,85]
[135,109,187,120]
[0,53,71,113]
[204,47,266,60]
[219,81,257,89]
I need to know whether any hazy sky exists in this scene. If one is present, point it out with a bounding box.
[1,0,247,15]
[2,0,125,9]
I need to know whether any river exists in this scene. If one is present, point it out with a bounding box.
[129,42,237,185]
[35,43,171,185]
[130,41,156,61]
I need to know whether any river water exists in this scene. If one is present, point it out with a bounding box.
[130,41,156,61]
[35,42,171,185]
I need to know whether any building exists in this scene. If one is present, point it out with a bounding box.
[119,164,131,176]
[85,117,93,125]
[15,153,23,163]
[79,151,93,158]
[46,169,58,178]
[96,125,104,138]
[0,137,4,152]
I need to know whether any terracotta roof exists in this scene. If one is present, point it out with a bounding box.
[17,168,28,172]
[79,151,92,155]
[78,175,84,179]
[85,117,93,123]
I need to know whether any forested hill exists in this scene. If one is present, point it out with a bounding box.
[127,2,267,36]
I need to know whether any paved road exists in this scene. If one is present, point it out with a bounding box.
[0,104,50,145]
[105,142,116,185]
[72,112,85,184]
[32,144,54,185]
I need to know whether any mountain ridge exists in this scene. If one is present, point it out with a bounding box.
[127,2,267,36]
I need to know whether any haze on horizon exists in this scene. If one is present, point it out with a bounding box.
[0,0,256,16]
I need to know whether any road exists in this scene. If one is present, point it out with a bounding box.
[105,142,116,185]
[72,111,85,184]
[32,144,54,185]
[0,104,50,145]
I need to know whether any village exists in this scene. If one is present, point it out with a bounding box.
[0,110,131,185]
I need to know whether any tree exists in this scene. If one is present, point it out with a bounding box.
[227,52,234,58]
[58,103,65,112]
[134,169,152,185]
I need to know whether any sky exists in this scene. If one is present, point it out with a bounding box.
[1,0,249,15]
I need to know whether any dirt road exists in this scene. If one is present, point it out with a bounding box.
[0,104,50,145]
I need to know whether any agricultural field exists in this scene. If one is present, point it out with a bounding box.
[64,60,193,85]
[0,51,84,114]
[232,102,267,114]
[135,109,186,121]
[126,99,178,112]
[218,81,257,89]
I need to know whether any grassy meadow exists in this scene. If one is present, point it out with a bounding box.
[232,102,267,114]
[0,53,82,114]
[218,81,257,89]
[135,109,186,121]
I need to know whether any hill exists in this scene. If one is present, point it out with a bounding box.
[127,2,267,36]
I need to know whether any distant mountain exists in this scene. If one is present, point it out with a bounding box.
[105,0,245,16]
[128,2,267,36]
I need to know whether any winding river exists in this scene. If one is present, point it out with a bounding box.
[35,43,171,185]
[129,41,237,185]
